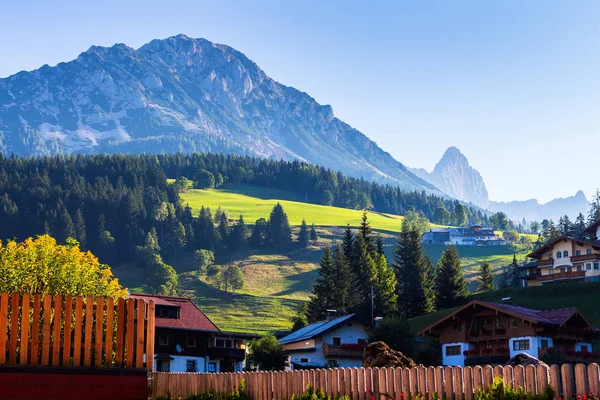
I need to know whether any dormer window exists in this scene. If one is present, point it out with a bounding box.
[556,251,562,259]
[156,306,179,319]
[563,250,569,258]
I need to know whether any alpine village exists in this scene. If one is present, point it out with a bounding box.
[1,6,600,400]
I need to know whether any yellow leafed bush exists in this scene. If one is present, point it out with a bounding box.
[0,235,127,298]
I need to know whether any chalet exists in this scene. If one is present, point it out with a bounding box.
[278,314,369,370]
[525,235,600,285]
[418,300,599,367]
[131,294,258,373]
[422,225,505,246]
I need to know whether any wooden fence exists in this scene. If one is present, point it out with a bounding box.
[0,292,155,370]
[152,363,600,400]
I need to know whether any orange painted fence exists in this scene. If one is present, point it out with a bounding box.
[152,363,600,400]
[0,293,155,370]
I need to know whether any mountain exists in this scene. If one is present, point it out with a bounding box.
[411,146,489,208]
[0,34,439,194]
[413,146,589,222]
[487,191,589,223]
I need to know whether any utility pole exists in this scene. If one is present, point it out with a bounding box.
[370,285,375,326]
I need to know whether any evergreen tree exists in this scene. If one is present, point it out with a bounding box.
[574,213,588,240]
[374,253,398,317]
[309,223,318,242]
[588,189,600,226]
[393,219,435,318]
[56,205,76,244]
[307,247,336,321]
[267,203,292,250]
[342,224,354,262]
[508,254,521,288]
[298,219,309,248]
[196,206,216,250]
[435,246,468,309]
[558,215,573,237]
[452,204,467,227]
[73,208,87,249]
[230,215,248,251]
[477,261,495,292]
[375,235,385,256]
[331,245,362,315]
[358,211,376,255]
[250,218,268,248]
[218,212,229,249]
[351,234,377,297]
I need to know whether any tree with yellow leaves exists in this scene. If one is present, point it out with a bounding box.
[0,235,127,298]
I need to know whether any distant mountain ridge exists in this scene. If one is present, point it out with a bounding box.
[0,34,439,194]
[413,147,588,221]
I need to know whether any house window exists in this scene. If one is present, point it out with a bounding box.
[216,339,225,348]
[225,339,233,348]
[595,263,600,270]
[513,340,530,351]
[445,345,461,356]
[581,345,590,352]
[541,340,549,349]
[187,336,196,347]
[208,362,217,373]
[548,254,553,260]
[560,268,566,273]
[332,337,342,346]
[300,358,309,363]
[563,250,569,258]
[547,269,554,275]
[157,360,170,372]
[159,335,168,346]
[186,360,197,372]
[358,338,367,345]
[587,249,593,255]
[556,251,562,259]
[576,250,582,256]
[510,318,520,328]
[567,267,572,273]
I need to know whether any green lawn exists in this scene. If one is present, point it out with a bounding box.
[179,185,407,232]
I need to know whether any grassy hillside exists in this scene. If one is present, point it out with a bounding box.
[179,185,407,232]
[409,282,600,334]
[115,184,534,334]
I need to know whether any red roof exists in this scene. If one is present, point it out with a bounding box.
[130,294,220,332]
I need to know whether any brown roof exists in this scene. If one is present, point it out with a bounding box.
[527,236,600,259]
[418,300,596,336]
[130,294,220,332]
[585,219,600,234]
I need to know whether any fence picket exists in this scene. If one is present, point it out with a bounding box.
[588,364,600,397]
[550,364,561,398]
[125,298,135,367]
[427,366,436,400]
[135,298,145,368]
[0,293,7,364]
[503,365,514,388]
[41,294,52,365]
[146,300,155,371]
[525,365,536,395]
[9,293,20,364]
[464,367,473,400]
[51,294,63,365]
[20,294,30,365]
[83,296,94,367]
[436,366,445,397]
[73,296,83,366]
[536,365,549,395]
[561,364,574,400]
[62,296,73,366]
[444,366,454,400]
[94,297,104,367]
[472,366,483,392]
[454,367,464,400]
[575,364,588,396]
[104,297,114,367]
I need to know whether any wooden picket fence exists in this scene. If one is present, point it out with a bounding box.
[152,363,600,400]
[0,292,155,370]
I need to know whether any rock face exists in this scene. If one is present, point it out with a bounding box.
[505,353,547,368]
[488,190,589,222]
[0,34,440,194]
[363,341,418,369]
[411,147,489,208]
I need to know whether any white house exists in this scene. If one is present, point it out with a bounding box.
[279,314,369,370]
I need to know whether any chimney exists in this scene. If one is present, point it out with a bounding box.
[501,297,513,305]
[326,309,337,321]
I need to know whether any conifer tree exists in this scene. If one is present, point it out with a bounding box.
[298,219,309,248]
[307,247,336,321]
[508,254,521,288]
[574,213,588,240]
[342,224,354,262]
[196,206,216,250]
[56,205,76,244]
[435,246,468,309]
[73,208,87,249]
[267,203,292,250]
[331,245,362,315]
[588,189,600,227]
[477,261,495,292]
[230,215,248,251]
[375,235,385,256]
[358,211,376,255]
[250,218,267,248]
[218,212,229,248]
[497,267,509,290]
[309,223,318,242]
[393,219,435,318]
[374,253,398,316]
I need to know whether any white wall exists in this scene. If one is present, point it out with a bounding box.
[288,321,368,370]
[154,355,207,373]
[441,342,471,367]
[509,336,550,359]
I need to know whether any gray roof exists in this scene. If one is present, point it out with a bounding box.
[279,314,359,345]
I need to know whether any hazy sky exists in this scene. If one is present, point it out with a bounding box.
[1,1,599,203]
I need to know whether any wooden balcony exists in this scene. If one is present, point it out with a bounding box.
[538,271,585,282]
[536,259,554,267]
[570,253,600,263]
[322,344,365,359]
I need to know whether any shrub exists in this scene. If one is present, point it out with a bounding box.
[156,380,249,400]
[289,385,350,400]
[475,377,554,400]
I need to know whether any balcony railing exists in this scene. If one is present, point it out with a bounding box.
[464,348,509,358]
[538,271,585,282]
[570,254,600,263]
[207,347,246,360]
[536,259,554,267]
[322,344,365,359]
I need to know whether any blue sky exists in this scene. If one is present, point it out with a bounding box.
[1,1,599,203]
